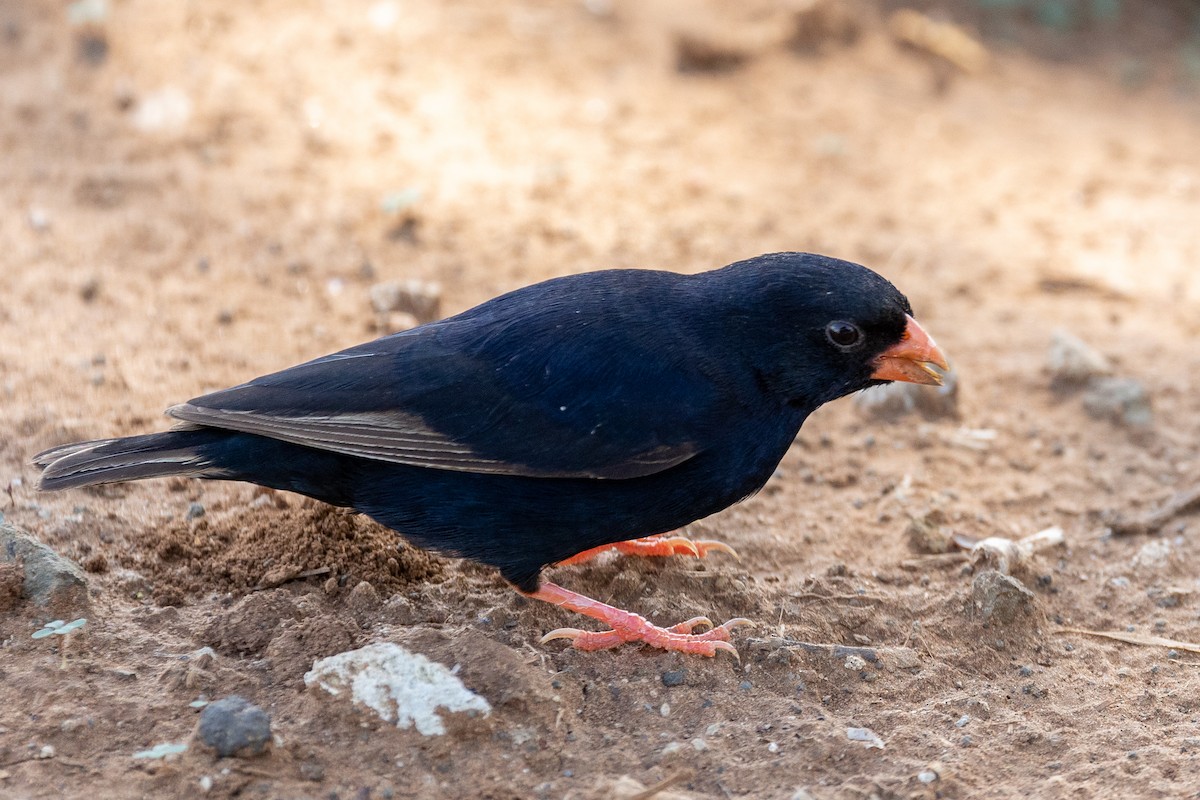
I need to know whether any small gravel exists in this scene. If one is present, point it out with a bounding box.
[198,696,272,758]
[661,669,686,687]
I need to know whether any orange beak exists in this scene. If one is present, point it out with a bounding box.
[870,315,949,386]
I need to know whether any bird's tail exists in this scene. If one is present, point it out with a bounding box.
[33,428,234,491]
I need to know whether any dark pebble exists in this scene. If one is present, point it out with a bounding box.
[661,670,686,687]
[198,695,271,758]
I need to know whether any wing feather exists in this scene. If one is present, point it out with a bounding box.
[169,272,718,480]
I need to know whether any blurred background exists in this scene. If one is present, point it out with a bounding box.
[3,0,1200,402]
[3,2,1200,798]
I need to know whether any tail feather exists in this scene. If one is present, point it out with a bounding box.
[34,430,230,491]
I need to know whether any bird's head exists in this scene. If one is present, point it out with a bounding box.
[713,252,949,410]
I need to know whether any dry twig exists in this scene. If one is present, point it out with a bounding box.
[1058,628,1200,654]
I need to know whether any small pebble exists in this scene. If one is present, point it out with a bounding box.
[369,279,442,323]
[1082,377,1152,428]
[905,509,954,554]
[28,207,50,230]
[132,87,192,132]
[186,502,206,521]
[973,570,1035,623]
[691,738,708,752]
[844,654,867,670]
[955,714,971,728]
[847,727,885,749]
[1046,330,1110,388]
[80,277,101,302]
[659,703,670,718]
[198,696,272,758]
[661,670,686,687]
[1,523,90,610]
[1133,540,1171,568]
[918,770,938,784]
[767,741,780,753]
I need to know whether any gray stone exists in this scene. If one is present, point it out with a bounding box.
[661,669,687,687]
[1082,377,1152,427]
[1046,330,1110,389]
[369,279,442,323]
[198,696,272,758]
[906,508,954,554]
[0,523,89,611]
[972,570,1035,623]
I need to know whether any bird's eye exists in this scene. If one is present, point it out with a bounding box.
[825,321,862,348]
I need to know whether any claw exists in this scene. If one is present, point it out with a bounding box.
[658,536,701,557]
[540,627,584,644]
[667,616,714,634]
[693,540,741,561]
[531,583,749,658]
[711,640,741,661]
[719,617,755,631]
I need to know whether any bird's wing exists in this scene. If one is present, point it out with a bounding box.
[167,316,718,480]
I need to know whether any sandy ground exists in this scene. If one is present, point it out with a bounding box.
[3,1,1200,797]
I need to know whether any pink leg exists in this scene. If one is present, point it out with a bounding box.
[557,534,739,567]
[529,582,751,658]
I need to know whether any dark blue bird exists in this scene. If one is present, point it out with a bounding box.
[34,252,946,656]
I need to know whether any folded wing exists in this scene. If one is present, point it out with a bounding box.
[170,309,716,480]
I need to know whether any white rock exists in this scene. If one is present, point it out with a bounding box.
[132,88,192,132]
[1134,540,1171,568]
[847,726,885,749]
[304,643,491,736]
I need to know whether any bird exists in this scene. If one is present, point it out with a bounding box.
[34,252,947,657]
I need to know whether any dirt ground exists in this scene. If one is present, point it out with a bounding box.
[3,1,1200,797]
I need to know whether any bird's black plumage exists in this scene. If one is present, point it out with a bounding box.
[36,252,919,592]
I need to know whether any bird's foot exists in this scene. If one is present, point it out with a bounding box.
[530,582,751,658]
[557,534,739,566]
